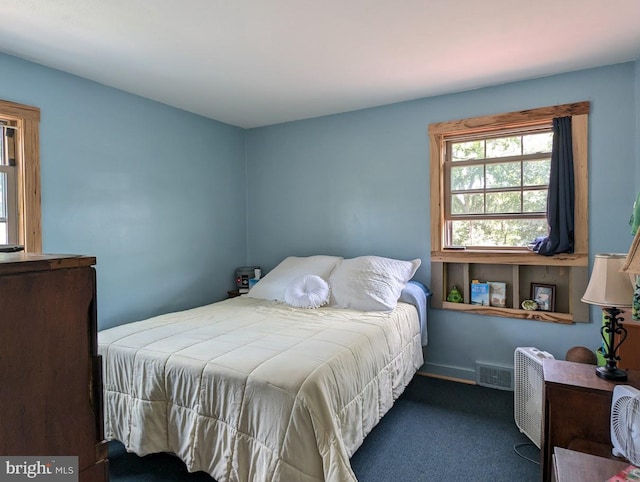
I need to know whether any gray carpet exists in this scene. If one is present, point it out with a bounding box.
[108,375,539,481]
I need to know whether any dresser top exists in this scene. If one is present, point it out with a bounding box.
[543,359,640,392]
[0,253,96,275]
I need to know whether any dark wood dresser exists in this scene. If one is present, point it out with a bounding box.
[541,359,640,482]
[0,253,108,482]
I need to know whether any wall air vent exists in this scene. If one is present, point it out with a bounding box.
[476,362,514,390]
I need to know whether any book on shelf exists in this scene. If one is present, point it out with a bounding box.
[488,281,506,308]
[470,282,490,306]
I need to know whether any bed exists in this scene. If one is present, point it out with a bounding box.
[99,255,428,481]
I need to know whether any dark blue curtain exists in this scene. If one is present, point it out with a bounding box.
[532,116,574,256]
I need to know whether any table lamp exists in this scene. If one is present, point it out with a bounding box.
[621,228,640,275]
[582,253,634,380]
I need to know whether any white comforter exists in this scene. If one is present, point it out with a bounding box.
[99,296,423,482]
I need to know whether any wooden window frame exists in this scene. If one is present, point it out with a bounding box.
[0,100,41,253]
[429,102,590,267]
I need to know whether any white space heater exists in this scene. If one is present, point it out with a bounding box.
[514,347,555,448]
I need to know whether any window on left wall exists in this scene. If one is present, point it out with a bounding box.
[0,122,19,244]
[0,100,41,252]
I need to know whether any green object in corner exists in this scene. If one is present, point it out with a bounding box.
[596,347,606,367]
[630,189,640,235]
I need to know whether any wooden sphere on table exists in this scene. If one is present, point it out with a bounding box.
[565,346,597,365]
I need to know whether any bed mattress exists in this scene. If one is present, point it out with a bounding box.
[99,295,423,481]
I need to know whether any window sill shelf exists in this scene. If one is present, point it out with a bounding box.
[441,301,574,324]
[431,250,588,267]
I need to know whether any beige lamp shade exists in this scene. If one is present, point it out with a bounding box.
[621,228,640,275]
[582,253,634,308]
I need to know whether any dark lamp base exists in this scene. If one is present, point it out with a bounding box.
[596,366,627,381]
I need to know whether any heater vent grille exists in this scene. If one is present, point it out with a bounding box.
[475,362,513,390]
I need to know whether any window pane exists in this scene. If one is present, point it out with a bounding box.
[523,190,547,213]
[0,126,15,167]
[486,191,521,214]
[523,132,553,154]
[523,159,551,186]
[0,222,6,244]
[486,136,521,158]
[451,193,484,214]
[0,126,5,166]
[451,140,483,161]
[451,165,484,190]
[449,218,549,247]
[486,162,521,188]
[449,220,471,246]
[0,172,5,218]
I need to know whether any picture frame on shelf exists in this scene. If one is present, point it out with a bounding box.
[531,283,556,312]
[488,281,507,308]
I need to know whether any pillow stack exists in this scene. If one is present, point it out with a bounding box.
[246,254,421,312]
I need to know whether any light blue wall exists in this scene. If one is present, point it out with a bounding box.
[3,49,638,379]
[0,53,247,330]
[246,63,639,379]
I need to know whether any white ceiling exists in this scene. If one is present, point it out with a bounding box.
[1,0,640,128]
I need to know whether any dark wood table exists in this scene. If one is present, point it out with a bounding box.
[541,359,640,482]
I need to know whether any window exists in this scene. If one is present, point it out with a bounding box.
[430,101,589,261]
[428,102,591,323]
[445,126,553,248]
[0,122,18,244]
[0,100,41,252]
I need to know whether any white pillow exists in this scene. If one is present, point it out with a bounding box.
[284,275,330,309]
[329,256,421,311]
[246,255,342,301]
